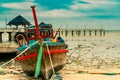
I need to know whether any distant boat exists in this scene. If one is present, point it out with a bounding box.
[15,6,68,80]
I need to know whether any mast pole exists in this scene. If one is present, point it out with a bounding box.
[31,6,40,38]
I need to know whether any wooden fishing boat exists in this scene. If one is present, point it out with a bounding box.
[15,6,68,79]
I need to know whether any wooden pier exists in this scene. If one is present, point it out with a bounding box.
[0,47,17,53]
[0,28,106,42]
[0,28,106,53]
[0,28,24,43]
[0,42,18,53]
[56,28,106,37]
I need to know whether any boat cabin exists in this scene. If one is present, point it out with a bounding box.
[27,22,54,42]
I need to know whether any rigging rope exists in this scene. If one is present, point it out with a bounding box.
[45,41,64,80]
[0,41,38,68]
[45,41,55,74]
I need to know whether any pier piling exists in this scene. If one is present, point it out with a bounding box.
[84,30,86,36]
[89,30,91,36]
[0,32,2,43]
[8,32,12,42]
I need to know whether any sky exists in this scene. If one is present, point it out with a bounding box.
[0,0,120,30]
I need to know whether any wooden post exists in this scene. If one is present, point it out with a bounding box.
[95,30,97,36]
[78,30,81,36]
[0,32,2,43]
[61,30,63,35]
[103,30,105,36]
[84,30,86,36]
[8,32,12,42]
[65,30,68,37]
[59,31,60,37]
[89,30,91,36]
[71,30,74,37]
[100,30,102,36]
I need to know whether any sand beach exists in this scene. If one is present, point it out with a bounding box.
[0,30,120,80]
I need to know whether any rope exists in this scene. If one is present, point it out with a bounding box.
[45,41,55,74]
[0,41,38,68]
[45,41,64,80]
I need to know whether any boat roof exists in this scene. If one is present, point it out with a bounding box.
[27,22,52,29]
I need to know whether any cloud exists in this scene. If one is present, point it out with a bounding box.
[74,0,90,4]
[22,9,87,18]
[70,0,120,10]
[0,0,25,3]
[69,0,120,19]
[88,15,117,19]
[1,0,120,19]
[0,2,36,10]
[0,0,120,30]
